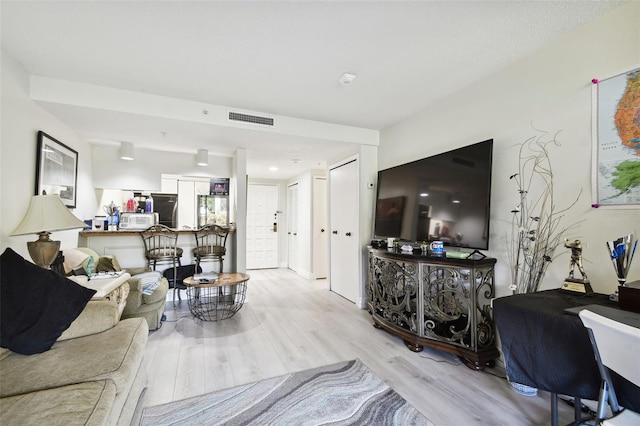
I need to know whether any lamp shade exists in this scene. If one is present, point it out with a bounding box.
[120,141,134,160]
[197,149,208,166]
[11,195,88,236]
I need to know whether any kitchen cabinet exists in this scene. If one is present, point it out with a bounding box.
[177,178,209,229]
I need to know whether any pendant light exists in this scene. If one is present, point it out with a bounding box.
[120,142,134,160]
[197,149,208,166]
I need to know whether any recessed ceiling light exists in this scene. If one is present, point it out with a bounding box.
[338,72,356,85]
[269,166,278,172]
[452,199,461,204]
[420,193,429,197]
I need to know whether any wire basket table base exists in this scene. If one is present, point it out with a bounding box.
[183,273,250,321]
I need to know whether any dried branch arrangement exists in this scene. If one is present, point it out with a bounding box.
[508,131,581,294]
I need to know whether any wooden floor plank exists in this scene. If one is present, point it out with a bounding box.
[141,268,577,425]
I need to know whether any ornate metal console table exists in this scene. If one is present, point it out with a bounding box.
[367,248,499,370]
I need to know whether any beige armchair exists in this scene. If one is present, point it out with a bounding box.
[120,270,168,330]
[66,248,168,330]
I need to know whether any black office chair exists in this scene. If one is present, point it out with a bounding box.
[162,264,202,307]
[192,224,229,273]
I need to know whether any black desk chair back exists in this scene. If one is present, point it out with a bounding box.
[163,264,202,306]
[579,309,640,425]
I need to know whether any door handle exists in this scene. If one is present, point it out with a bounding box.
[346,232,351,237]
[272,222,277,232]
[321,228,325,233]
[332,230,338,234]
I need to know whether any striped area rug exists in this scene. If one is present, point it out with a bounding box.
[140,359,431,425]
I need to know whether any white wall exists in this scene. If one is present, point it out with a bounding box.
[92,144,232,191]
[1,50,96,258]
[232,148,247,273]
[358,144,378,306]
[380,3,640,297]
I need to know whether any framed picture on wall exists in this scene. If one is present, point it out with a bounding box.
[35,131,78,208]
[591,66,640,206]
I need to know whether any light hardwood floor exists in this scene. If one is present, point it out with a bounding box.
[139,268,578,425]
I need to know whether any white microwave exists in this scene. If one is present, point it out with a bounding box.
[119,213,158,230]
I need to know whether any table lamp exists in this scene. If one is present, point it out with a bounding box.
[10,194,88,269]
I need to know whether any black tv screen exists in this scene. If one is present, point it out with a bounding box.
[374,139,493,250]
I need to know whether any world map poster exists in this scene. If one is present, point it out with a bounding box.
[594,67,640,206]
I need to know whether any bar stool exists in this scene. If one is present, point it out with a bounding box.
[192,224,229,273]
[140,224,183,306]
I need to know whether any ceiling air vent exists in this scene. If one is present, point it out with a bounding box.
[228,111,274,127]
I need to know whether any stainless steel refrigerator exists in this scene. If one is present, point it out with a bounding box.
[151,193,178,228]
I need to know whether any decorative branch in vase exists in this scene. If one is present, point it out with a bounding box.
[508,130,582,295]
[506,129,582,397]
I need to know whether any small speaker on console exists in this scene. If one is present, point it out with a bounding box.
[370,239,387,249]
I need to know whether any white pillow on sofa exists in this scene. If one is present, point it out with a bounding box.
[62,248,90,274]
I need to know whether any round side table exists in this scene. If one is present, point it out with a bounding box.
[183,273,250,321]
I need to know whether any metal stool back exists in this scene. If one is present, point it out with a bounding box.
[141,224,183,306]
[192,224,229,273]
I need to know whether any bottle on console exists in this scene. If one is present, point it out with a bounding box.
[145,195,154,213]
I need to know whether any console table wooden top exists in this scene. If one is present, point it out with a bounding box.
[368,247,496,267]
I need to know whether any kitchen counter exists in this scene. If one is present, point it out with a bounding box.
[79,227,235,237]
[78,228,235,271]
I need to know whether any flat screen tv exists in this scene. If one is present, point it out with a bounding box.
[374,139,493,251]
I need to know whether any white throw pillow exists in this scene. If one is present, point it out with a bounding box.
[62,248,90,274]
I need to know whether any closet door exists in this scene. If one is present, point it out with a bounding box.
[313,176,328,279]
[287,183,299,272]
[329,159,359,302]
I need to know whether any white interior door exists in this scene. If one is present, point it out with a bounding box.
[246,184,279,269]
[329,160,359,302]
[287,183,299,272]
[313,176,328,279]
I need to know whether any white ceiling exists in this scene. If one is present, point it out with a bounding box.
[1,1,626,179]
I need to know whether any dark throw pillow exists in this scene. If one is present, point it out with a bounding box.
[0,248,96,355]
